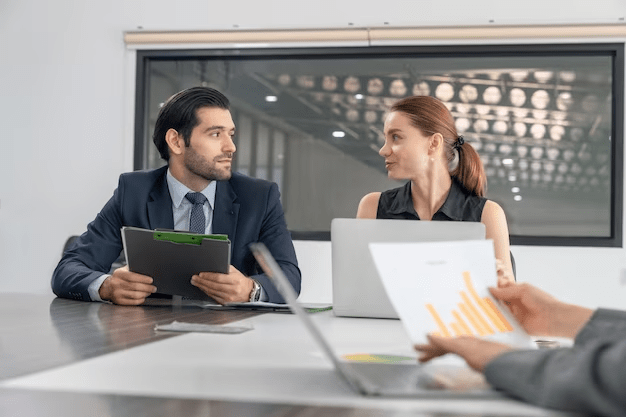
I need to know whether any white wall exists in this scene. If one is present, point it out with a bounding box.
[1,0,626,308]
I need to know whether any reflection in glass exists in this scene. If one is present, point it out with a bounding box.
[530,124,546,140]
[367,78,384,95]
[473,119,489,133]
[513,122,527,137]
[364,110,377,123]
[322,75,338,91]
[456,103,471,114]
[297,75,315,88]
[510,71,529,81]
[435,83,455,102]
[483,86,502,104]
[581,95,600,112]
[475,104,490,115]
[534,71,554,83]
[412,81,430,96]
[456,118,470,133]
[550,125,565,141]
[559,71,576,82]
[531,90,550,109]
[547,147,560,160]
[556,92,574,111]
[343,76,360,93]
[516,146,528,158]
[492,120,508,135]
[459,85,478,102]
[140,48,618,242]
[530,146,544,159]
[389,79,407,96]
[509,88,526,107]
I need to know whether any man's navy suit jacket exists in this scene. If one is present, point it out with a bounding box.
[51,166,301,303]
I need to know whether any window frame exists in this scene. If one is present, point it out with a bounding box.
[133,43,624,247]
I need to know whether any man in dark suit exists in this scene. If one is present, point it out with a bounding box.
[52,87,300,305]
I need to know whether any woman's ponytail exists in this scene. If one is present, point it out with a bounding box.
[451,137,487,197]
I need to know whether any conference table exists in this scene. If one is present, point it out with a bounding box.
[0,293,575,416]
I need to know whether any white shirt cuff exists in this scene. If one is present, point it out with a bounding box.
[88,274,110,302]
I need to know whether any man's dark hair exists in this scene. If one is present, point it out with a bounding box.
[153,86,230,161]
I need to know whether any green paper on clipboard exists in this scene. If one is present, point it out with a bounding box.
[153,230,228,245]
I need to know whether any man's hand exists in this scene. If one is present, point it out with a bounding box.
[415,335,513,372]
[191,265,254,305]
[99,266,156,305]
[489,283,593,338]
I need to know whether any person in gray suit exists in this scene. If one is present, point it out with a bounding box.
[416,282,626,416]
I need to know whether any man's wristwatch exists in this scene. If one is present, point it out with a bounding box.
[248,279,261,302]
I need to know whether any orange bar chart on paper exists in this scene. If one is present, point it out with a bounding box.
[425,271,513,338]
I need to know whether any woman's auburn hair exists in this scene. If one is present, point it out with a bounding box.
[390,95,487,197]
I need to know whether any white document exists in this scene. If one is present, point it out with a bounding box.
[369,240,533,348]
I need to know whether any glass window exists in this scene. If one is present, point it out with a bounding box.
[135,44,624,246]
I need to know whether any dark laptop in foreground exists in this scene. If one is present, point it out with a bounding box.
[250,242,502,398]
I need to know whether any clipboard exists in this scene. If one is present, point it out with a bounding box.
[121,226,231,301]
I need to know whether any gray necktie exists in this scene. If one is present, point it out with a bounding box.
[185,192,207,233]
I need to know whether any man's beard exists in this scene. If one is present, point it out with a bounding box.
[184,145,233,182]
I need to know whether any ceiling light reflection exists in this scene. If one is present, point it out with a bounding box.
[510,71,529,82]
[531,90,550,109]
[456,118,470,132]
[483,86,502,104]
[509,88,526,107]
[435,83,455,102]
[513,122,527,137]
[549,125,565,141]
[389,79,407,96]
[412,81,430,96]
[534,71,553,83]
[367,78,384,95]
[459,85,478,103]
[530,124,546,140]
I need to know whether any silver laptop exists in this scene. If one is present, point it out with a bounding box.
[331,218,486,319]
[250,242,499,398]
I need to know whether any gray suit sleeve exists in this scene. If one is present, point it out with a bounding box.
[484,309,626,416]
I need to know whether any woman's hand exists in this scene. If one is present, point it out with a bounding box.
[495,259,515,287]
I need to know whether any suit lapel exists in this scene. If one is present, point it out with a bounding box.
[213,180,239,244]
[147,169,175,230]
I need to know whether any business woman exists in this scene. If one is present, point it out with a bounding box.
[357,95,514,284]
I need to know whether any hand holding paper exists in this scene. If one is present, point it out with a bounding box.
[369,240,533,348]
[415,334,514,372]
